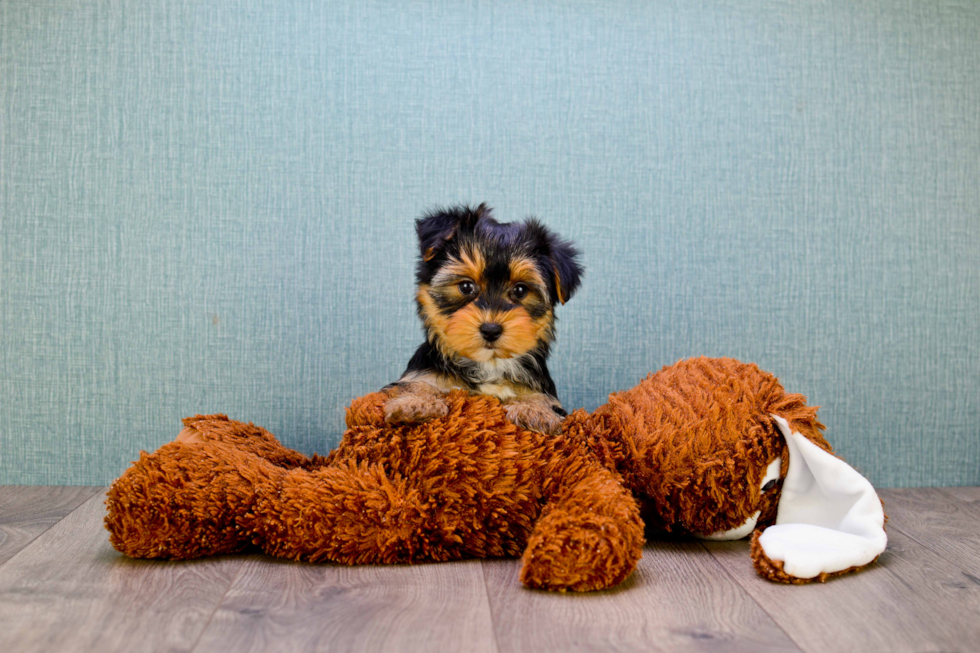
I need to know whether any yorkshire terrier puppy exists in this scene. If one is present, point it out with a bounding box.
[383,204,583,435]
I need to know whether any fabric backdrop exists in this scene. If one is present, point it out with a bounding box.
[2,0,978,487]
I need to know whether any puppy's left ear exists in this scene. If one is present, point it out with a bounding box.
[525,219,584,305]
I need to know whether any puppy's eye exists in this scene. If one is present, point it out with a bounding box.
[458,280,476,296]
[511,283,529,300]
[762,479,777,493]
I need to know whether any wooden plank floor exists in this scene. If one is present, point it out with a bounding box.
[0,487,978,653]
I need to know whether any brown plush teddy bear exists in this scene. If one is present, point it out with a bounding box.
[105,357,886,591]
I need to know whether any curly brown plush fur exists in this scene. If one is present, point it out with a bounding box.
[105,357,867,591]
[106,391,644,591]
[580,356,831,538]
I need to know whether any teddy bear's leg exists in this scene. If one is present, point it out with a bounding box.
[108,439,462,565]
[519,465,644,592]
[244,460,459,565]
[105,440,284,559]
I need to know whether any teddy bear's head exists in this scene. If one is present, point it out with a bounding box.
[580,357,887,582]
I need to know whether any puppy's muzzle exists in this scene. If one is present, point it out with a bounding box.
[479,322,503,343]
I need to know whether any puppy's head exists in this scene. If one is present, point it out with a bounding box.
[413,204,583,363]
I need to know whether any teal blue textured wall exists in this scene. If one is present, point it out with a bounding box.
[2,1,978,486]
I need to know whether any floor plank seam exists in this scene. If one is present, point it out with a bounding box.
[0,487,104,572]
[478,560,505,653]
[186,557,252,653]
[695,540,807,653]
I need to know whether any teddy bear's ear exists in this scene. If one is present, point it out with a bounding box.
[752,415,887,582]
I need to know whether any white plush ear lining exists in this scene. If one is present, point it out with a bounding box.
[757,415,887,579]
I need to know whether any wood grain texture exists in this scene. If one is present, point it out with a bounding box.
[942,486,980,504]
[1,487,979,652]
[0,486,101,567]
[0,493,244,653]
[483,539,801,653]
[702,523,980,653]
[192,557,498,653]
[879,487,980,577]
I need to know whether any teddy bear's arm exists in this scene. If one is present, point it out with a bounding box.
[519,463,644,592]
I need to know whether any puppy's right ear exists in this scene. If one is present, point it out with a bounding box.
[415,204,487,262]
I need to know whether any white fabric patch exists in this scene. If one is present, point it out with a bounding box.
[758,416,887,579]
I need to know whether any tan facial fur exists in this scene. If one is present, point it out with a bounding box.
[418,251,555,363]
[432,247,485,288]
[443,304,545,361]
[508,257,546,289]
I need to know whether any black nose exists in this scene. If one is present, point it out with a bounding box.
[479,323,503,343]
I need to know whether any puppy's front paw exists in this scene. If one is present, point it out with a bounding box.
[504,395,565,435]
[383,382,449,425]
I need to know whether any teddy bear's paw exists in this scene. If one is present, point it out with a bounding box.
[503,394,565,436]
[519,516,638,592]
[383,385,449,425]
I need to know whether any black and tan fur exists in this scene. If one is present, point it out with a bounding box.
[384,204,583,435]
